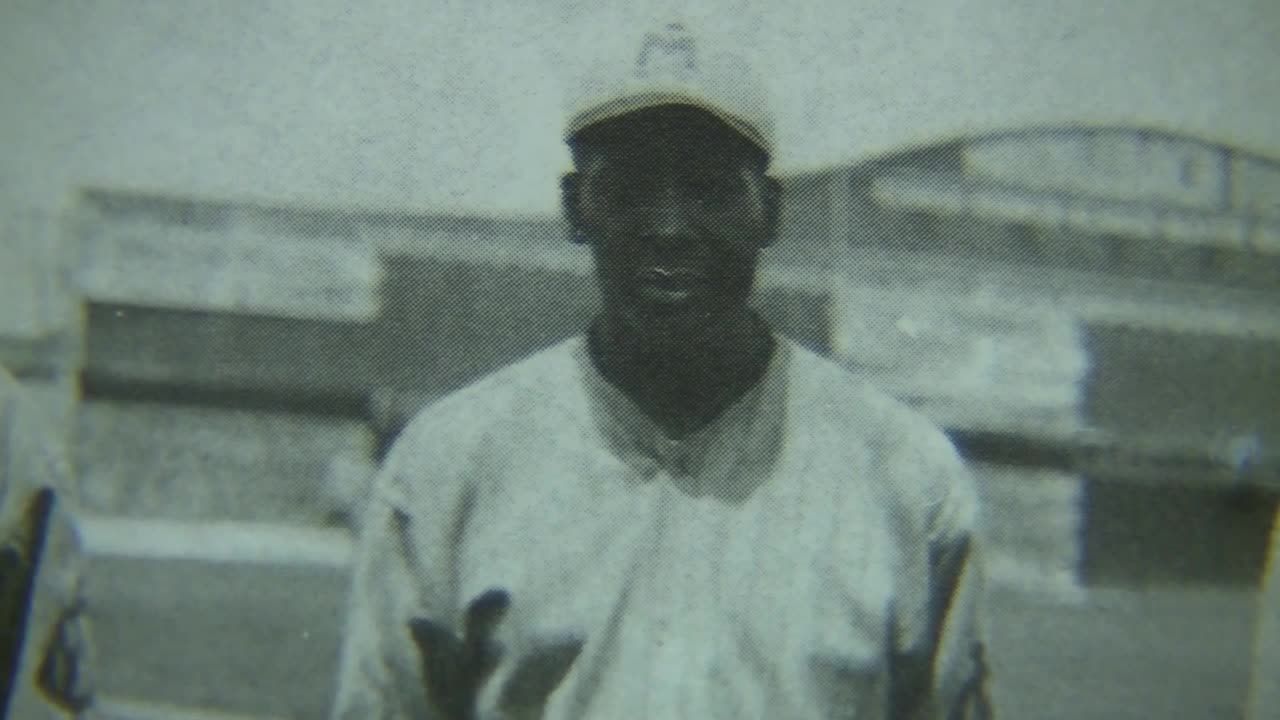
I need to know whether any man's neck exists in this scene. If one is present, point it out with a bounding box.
[588,310,775,439]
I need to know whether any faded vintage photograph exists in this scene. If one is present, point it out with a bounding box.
[1,1,1278,718]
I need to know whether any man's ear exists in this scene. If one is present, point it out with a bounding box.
[561,172,588,244]
[759,175,783,249]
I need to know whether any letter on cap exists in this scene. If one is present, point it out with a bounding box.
[564,22,776,157]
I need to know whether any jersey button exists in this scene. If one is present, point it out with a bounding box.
[674,454,692,476]
[634,455,660,479]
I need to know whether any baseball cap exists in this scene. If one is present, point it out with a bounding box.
[563,22,776,158]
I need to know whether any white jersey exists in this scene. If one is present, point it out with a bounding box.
[332,335,992,719]
[1,368,95,719]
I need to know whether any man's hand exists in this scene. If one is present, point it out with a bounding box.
[409,588,511,720]
[408,588,584,720]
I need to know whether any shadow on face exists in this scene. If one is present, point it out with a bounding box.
[561,105,783,345]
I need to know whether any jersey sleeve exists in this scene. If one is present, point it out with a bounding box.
[886,424,995,720]
[329,417,467,720]
[1246,507,1280,720]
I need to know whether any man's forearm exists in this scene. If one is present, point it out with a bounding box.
[902,533,994,720]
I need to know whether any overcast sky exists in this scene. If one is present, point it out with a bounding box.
[3,0,1278,216]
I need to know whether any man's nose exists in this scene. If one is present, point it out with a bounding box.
[637,191,698,247]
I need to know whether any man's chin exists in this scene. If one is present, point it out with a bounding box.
[620,306,723,349]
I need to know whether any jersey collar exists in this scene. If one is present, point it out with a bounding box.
[572,333,790,503]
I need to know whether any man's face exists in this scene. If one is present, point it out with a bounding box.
[564,107,781,346]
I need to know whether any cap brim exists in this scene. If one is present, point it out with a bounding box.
[565,92,772,157]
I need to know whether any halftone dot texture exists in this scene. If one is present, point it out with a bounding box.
[564,22,777,157]
[11,3,1278,719]
[59,129,1280,720]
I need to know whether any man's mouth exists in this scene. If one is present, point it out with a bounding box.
[634,267,708,304]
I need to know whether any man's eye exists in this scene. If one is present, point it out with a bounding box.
[687,176,744,209]
[601,185,638,207]
[598,179,657,209]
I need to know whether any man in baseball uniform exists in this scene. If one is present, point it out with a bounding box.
[0,366,95,719]
[332,22,993,720]
[1246,506,1279,720]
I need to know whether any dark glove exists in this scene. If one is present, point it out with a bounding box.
[409,588,584,720]
[409,588,511,720]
